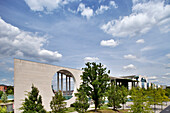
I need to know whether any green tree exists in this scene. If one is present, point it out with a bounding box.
[108,83,122,110]
[6,86,14,95]
[130,87,152,113]
[0,91,3,98]
[0,106,7,113]
[74,85,90,113]
[50,90,66,113]
[20,84,46,113]
[1,92,7,103]
[120,86,128,110]
[81,62,110,112]
[158,87,169,110]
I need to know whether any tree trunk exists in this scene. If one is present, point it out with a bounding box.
[123,104,124,110]
[95,100,98,112]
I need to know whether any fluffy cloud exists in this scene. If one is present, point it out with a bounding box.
[136,39,145,43]
[0,18,62,62]
[141,46,154,51]
[1,78,7,82]
[166,53,170,59]
[101,1,170,37]
[96,5,109,15]
[123,64,136,70]
[96,1,117,15]
[77,3,93,19]
[165,73,170,76]
[24,0,76,12]
[147,76,157,79]
[8,68,14,72]
[109,1,118,8]
[24,0,62,11]
[124,54,136,59]
[84,57,99,62]
[100,39,119,47]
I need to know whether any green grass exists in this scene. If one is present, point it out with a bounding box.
[66,107,75,113]
[87,109,129,113]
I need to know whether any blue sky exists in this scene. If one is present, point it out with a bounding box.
[0,0,170,86]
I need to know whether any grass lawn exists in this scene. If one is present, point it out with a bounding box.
[66,107,75,113]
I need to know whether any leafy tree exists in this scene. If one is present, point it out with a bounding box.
[158,87,169,110]
[6,86,14,95]
[130,87,152,113]
[81,62,110,112]
[147,87,162,112]
[50,90,66,113]
[108,83,122,110]
[0,91,3,98]
[20,84,46,113]
[120,86,128,110]
[74,85,90,113]
[0,106,7,113]
[1,92,7,103]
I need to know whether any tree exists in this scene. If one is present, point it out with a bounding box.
[0,91,3,98]
[108,83,122,110]
[1,92,7,103]
[0,106,7,113]
[81,62,110,112]
[20,84,46,113]
[50,90,66,113]
[74,85,90,113]
[120,86,128,110]
[158,87,169,110]
[6,86,14,95]
[130,87,152,113]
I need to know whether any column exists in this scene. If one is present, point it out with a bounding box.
[66,75,68,95]
[61,73,63,93]
[69,76,71,95]
[57,72,59,91]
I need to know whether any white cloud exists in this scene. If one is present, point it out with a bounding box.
[165,73,170,76]
[109,1,118,8]
[8,67,14,72]
[124,54,136,59]
[0,17,62,62]
[24,0,77,12]
[100,39,119,47]
[84,57,99,62]
[165,64,170,69]
[136,39,145,43]
[141,46,154,51]
[96,5,109,15]
[123,64,136,70]
[1,78,7,82]
[101,1,170,37]
[77,3,93,19]
[166,53,170,59]
[24,0,62,12]
[148,76,157,79]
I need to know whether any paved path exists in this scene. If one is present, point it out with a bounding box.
[160,105,170,113]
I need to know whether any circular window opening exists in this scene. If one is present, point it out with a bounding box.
[51,70,75,100]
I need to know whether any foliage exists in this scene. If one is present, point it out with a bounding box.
[120,86,128,110]
[0,106,7,113]
[20,84,46,113]
[165,87,170,98]
[0,91,3,98]
[50,90,66,113]
[74,86,89,113]
[1,92,7,103]
[80,62,110,112]
[65,107,75,113]
[108,83,122,110]
[6,86,14,95]
[130,87,152,113]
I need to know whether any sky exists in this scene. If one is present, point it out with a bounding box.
[0,0,170,86]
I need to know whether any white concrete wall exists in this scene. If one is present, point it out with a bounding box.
[14,59,82,113]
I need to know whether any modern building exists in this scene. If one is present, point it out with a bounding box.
[14,59,160,112]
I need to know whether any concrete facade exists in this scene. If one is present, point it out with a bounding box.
[14,59,82,113]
